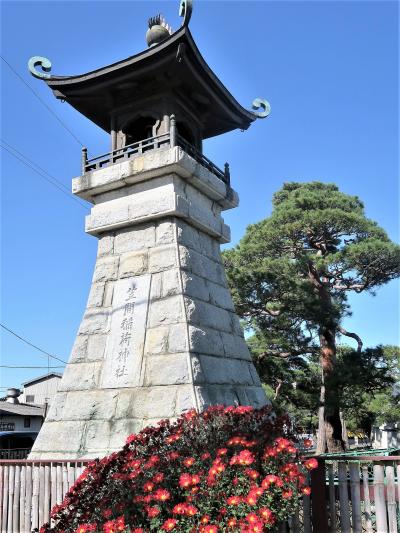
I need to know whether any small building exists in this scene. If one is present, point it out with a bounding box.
[0,372,63,458]
[0,388,45,458]
[372,423,400,450]
[21,372,62,406]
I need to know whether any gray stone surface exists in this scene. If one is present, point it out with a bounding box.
[101,276,151,388]
[30,153,268,460]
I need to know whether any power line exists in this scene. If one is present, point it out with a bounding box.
[1,138,89,209]
[0,365,64,369]
[1,55,89,153]
[0,324,67,364]
[1,141,89,211]
[2,139,73,195]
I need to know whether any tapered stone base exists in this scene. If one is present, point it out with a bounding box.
[29,148,268,459]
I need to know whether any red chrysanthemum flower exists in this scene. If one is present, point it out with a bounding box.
[185,504,198,516]
[183,457,195,467]
[246,513,259,524]
[226,495,241,505]
[161,518,177,531]
[154,488,170,501]
[172,503,187,515]
[146,506,160,518]
[143,481,154,492]
[227,517,237,528]
[304,458,318,470]
[259,507,273,520]
[202,525,218,533]
[153,472,164,483]
[261,474,278,487]
[245,493,258,505]
[179,473,192,488]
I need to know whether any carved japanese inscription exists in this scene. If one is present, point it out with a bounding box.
[101,276,151,388]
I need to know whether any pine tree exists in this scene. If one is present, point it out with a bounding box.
[224,182,400,452]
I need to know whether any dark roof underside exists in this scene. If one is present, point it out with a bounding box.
[44,27,256,139]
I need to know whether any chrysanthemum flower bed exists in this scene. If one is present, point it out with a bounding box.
[41,405,317,533]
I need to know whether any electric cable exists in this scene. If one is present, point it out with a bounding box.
[0,365,64,369]
[0,324,67,364]
[1,141,89,211]
[1,55,90,153]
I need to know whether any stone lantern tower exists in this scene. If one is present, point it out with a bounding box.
[28,1,271,459]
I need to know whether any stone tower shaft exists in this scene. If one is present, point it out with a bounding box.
[30,145,267,459]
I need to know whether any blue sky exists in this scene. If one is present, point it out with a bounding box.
[1,0,399,391]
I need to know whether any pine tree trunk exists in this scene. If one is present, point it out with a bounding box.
[318,325,346,453]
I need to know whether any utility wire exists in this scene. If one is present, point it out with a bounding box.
[1,55,90,154]
[0,365,64,369]
[1,142,89,211]
[1,138,89,208]
[2,139,73,195]
[0,324,67,364]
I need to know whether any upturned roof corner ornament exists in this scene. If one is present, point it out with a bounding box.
[251,98,271,119]
[179,0,193,26]
[28,56,52,79]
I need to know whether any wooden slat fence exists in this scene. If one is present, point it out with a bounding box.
[0,456,398,532]
[0,460,89,533]
[309,455,400,533]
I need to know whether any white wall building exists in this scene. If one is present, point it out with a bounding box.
[372,424,400,449]
[21,373,62,406]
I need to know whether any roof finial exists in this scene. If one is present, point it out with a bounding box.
[146,14,173,48]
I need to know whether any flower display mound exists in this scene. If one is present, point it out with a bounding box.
[41,405,317,533]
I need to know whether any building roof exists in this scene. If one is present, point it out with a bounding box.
[31,27,265,139]
[22,372,62,387]
[0,402,45,416]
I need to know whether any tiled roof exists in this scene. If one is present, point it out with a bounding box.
[0,402,45,416]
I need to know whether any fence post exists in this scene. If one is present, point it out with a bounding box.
[327,462,337,532]
[349,462,362,533]
[362,464,373,533]
[81,147,88,174]
[373,463,388,533]
[311,458,329,532]
[170,114,176,148]
[386,465,398,533]
[224,162,231,186]
[338,461,351,533]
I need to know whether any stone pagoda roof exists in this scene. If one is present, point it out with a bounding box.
[31,27,264,139]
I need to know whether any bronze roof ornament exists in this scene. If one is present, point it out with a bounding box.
[146,14,173,48]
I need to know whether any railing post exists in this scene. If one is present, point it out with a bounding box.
[81,147,88,174]
[170,114,176,148]
[224,162,231,186]
[311,458,329,532]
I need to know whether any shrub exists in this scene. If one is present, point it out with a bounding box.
[41,405,316,533]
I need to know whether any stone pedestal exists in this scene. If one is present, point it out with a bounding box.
[29,147,268,459]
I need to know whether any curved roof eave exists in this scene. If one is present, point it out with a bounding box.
[44,27,257,125]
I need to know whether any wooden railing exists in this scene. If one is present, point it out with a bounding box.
[81,115,231,186]
[0,459,89,533]
[83,133,171,172]
[1,456,398,532]
[0,448,30,460]
[176,134,230,186]
[308,455,400,533]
